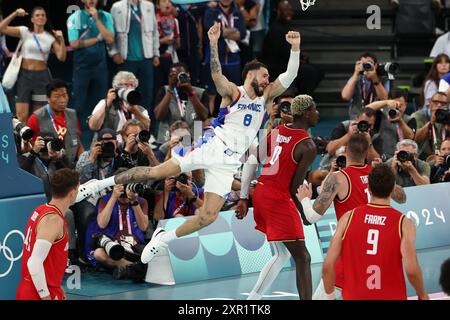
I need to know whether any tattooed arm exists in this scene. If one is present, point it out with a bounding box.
[312,172,340,215]
[207,22,238,99]
[114,166,155,185]
[391,184,407,204]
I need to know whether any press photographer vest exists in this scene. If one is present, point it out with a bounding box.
[156,85,206,144]
[34,107,79,166]
[102,102,148,133]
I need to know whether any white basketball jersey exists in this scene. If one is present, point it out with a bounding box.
[212,86,268,154]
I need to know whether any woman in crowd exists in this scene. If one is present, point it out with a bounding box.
[421,53,450,109]
[0,7,66,122]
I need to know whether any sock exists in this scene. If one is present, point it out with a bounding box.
[98,176,116,190]
[247,291,262,300]
[161,229,178,243]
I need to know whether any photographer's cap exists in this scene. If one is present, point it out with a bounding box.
[98,128,117,140]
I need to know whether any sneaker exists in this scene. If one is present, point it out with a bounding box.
[76,178,115,203]
[141,227,167,264]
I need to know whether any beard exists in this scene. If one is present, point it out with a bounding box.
[251,79,264,97]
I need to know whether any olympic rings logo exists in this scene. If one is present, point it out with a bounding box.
[0,230,24,278]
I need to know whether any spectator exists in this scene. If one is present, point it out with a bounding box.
[260,1,322,96]
[154,0,181,97]
[176,3,205,85]
[154,62,209,144]
[115,119,160,170]
[17,132,77,266]
[88,71,150,143]
[368,90,415,160]
[386,139,430,187]
[85,179,148,280]
[341,53,389,119]
[236,0,258,67]
[440,258,450,296]
[412,91,449,159]
[203,0,246,114]
[156,120,191,161]
[428,139,450,183]
[0,7,66,122]
[109,0,160,116]
[27,79,84,168]
[67,0,115,130]
[0,15,12,81]
[153,172,204,220]
[249,0,269,59]
[76,128,120,184]
[421,54,450,109]
[325,107,380,163]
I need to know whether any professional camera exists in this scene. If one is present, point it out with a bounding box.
[113,88,141,108]
[90,233,125,261]
[435,109,450,125]
[443,154,450,171]
[357,120,370,133]
[126,183,153,198]
[388,108,400,119]
[42,137,64,152]
[377,62,400,80]
[397,150,414,163]
[312,136,328,155]
[135,130,150,143]
[100,141,115,159]
[171,173,189,192]
[12,118,34,141]
[177,72,190,84]
[336,155,347,169]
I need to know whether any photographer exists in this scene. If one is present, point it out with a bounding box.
[367,90,415,160]
[85,179,148,279]
[341,53,389,119]
[76,128,119,184]
[88,71,150,143]
[115,119,160,170]
[153,172,204,220]
[428,139,450,183]
[266,94,294,132]
[153,62,209,144]
[325,107,380,163]
[412,91,449,160]
[386,139,430,187]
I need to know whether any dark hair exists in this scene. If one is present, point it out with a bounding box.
[368,164,396,198]
[440,258,450,295]
[50,169,80,198]
[170,62,189,72]
[359,52,378,64]
[242,60,268,81]
[46,79,69,97]
[347,133,369,162]
[28,6,53,34]
[422,54,450,98]
[390,89,409,101]
[358,107,376,118]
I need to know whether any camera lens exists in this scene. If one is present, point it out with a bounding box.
[100,141,115,158]
[279,101,292,114]
[435,109,450,125]
[397,150,413,163]
[136,130,150,143]
[177,173,189,185]
[445,154,450,169]
[177,72,190,84]
[388,109,399,119]
[48,138,63,152]
[117,88,141,105]
[357,120,370,133]
[362,62,373,72]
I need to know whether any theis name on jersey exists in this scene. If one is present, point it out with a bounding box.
[237,103,262,112]
[364,214,386,226]
[276,134,292,144]
[360,175,369,184]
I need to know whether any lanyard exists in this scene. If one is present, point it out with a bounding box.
[219,12,234,29]
[173,88,186,118]
[118,206,132,235]
[32,33,46,60]
[395,123,404,141]
[46,105,60,137]
[130,5,142,25]
[79,17,96,40]
[36,157,48,174]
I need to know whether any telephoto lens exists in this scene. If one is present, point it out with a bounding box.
[43,138,64,152]
[12,118,34,141]
[117,87,141,105]
[136,130,151,143]
[91,233,125,261]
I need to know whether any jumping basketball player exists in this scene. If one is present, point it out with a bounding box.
[76,22,302,264]
[296,134,407,298]
[322,164,428,300]
[16,169,80,300]
[236,95,320,300]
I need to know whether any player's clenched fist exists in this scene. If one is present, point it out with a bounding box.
[208,22,221,44]
[285,31,301,49]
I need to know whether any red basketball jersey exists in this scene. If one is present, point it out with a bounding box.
[258,124,310,195]
[341,204,407,300]
[333,164,372,220]
[19,203,68,292]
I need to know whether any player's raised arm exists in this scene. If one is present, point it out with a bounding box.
[208,22,238,99]
[266,31,301,101]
